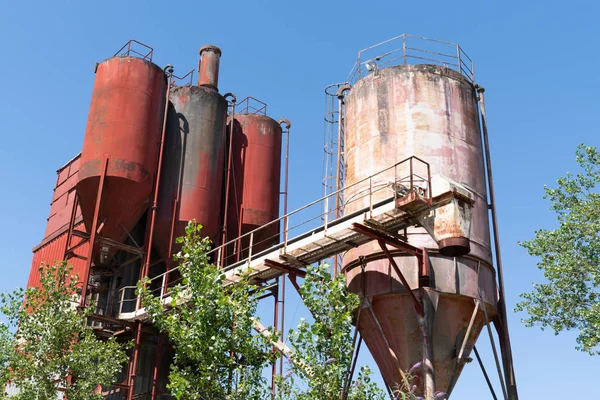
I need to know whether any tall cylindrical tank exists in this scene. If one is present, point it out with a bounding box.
[77,56,166,248]
[155,84,227,257]
[342,64,498,394]
[227,114,282,259]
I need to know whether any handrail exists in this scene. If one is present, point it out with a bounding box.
[171,69,195,87]
[113,40,154,61]
[115,157,432,317]
[347,34,474,84]
[235,96,267,115]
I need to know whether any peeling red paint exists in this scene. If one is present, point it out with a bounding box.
[77,56,166,246]
[342,64,497,394]
[227,114,282,256]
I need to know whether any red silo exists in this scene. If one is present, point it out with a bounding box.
[227,110,282,258]
[154,87,228,257]
[77,56,167,249]
[154,46,227,259]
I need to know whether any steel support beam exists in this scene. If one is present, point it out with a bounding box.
[80,158,108,307]
[264,259,306,278]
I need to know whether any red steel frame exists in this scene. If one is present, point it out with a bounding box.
[61,65,174,400]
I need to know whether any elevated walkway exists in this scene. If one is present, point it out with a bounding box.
[113,156,466,322]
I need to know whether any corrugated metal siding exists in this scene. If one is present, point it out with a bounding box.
[27,224,89,289]
[44,154,82,239]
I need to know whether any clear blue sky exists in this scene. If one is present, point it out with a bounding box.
[0,0,598,398]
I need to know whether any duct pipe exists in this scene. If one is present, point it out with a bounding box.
[221,93,237,266]
[333,85,351,277]
[476,85,518,400]
[278,118,291,379]
[198,45,222,90]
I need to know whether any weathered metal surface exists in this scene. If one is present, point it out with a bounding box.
[198,45,221,90]
[77,56,166,247]
[44,154,82,239]
[342,64,497,394]
[227,114,282,259]
[28,224,90,289]
[155,85,227,256]
[417,174,476,257]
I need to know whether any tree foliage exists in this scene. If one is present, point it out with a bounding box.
[0,262,129,399]
[516,144,600,354]
[277,264,385,400]
[0,321,12,391]
[139,222,275,399]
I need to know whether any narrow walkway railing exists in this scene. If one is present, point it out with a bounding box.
[114,156,431,317]
[346,34,474,84]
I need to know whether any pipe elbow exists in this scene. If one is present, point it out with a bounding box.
[278,118,291,129]
[224,92,237,104]
[336,84,352,99]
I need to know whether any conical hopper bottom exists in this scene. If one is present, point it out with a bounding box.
[356,290,494,396]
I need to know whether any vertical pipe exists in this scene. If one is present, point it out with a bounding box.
[427,162,432,206]
[236,206,244,262]
[221,94,237,267]
[410,156,414,192]
[278,119,290,381]
[129,66,173,399]
[141,65,174,280]
[476,85,518,400]
[198,45,222,90]
[80,158,108,307]
[334,87,350,276]
[163,198,178,291]
[151,335,163,399]
[369,177,373,218]
[127,321,143,400]
[279,120,291,258]
[279,272,286,379]
[271,287,279,398]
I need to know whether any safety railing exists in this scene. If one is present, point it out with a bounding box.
[346,34,474,84]
[235,96,267,115]
[116,157,431,318]
[171,69,195,87]
[113,40,154,61]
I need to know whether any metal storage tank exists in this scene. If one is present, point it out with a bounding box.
[155,46,227,258]
[227,109,282,258]
[341,64,498,395]
[77,54,167,250]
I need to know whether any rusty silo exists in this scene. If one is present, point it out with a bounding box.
[340,37,499,397]
[155,46,228,258]
[226,98,282,258]
[77,53,167,251]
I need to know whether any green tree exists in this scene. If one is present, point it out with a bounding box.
[277,264,386,400]
[139,222,275,399]
[0,262,130,400]
[516,144,600,354]
[0,321,12,391]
